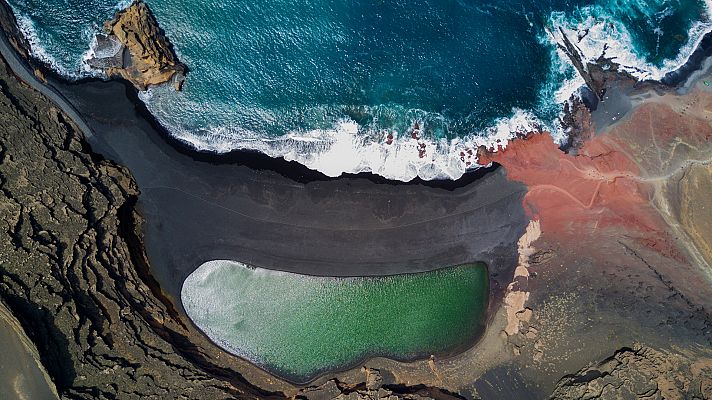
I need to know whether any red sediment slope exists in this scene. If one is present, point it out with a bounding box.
[475,86,712,396]
[478,83,712,306]
[478,132,681,261]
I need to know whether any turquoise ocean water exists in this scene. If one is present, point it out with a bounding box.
[7,0,712,180]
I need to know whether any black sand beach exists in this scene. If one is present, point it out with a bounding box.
[0,4,532,389]
[45,77,530,302]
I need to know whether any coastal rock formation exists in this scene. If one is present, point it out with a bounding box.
[553,28,639,103]
[502,220,540,338]
[551,344,712,399]
[2,0,712,395]
[298,369,463,400]
[87,0,186,91]
[0,0,28,59]
[475,59,712,397]
[0,54,272,399]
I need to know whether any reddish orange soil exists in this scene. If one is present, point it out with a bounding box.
[478,132,682,261]
[478,84,712,275]
[479,133,700,276]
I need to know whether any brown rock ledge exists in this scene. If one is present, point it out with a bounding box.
[551,344,712,399]
[2,0,712,396]
[87,0,186,91]
[0,51,264,399]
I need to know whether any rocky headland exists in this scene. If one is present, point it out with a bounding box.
[473,33,712,398]
[86,0,186,91]
[0,0,711,399]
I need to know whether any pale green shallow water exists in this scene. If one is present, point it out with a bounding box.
[181,261,489,382]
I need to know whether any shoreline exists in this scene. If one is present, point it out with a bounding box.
[1,11,499,190]
[0,2,528,387]
[0,44,293,398]
[44,67,530,293]
[112,70,502,190]
[2,1,712,398]
[32,63,503,190]
[662,25,712,87]
[6,1,712,183]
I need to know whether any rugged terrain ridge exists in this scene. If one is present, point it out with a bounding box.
[88,0,186,91]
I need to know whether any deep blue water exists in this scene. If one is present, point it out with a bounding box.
[8,0,712,180]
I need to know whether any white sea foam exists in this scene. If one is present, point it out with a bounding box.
[13,0,712,182]
[13,14,78,78]
[530,0,712,153]
[10,0,133,78]
[546,2,712,82]
[142,1,712,182]
[140,85,546,181]
[81,0,135,75]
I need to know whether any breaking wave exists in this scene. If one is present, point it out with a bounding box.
[137,0,712,181]
[141,84,549,181]
[7,0,712,181]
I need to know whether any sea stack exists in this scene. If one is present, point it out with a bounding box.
[86,0,186,91]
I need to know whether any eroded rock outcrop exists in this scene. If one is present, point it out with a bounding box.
[87,0,186,91]
[297,369,460,400]
[0,53,272,399]
[3,0,712,394]
[552,28,640,103]
[475,32,712,398]
[551,344,712,400]
[0,0,29,60]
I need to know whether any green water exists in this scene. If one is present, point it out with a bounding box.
[181,261,489,382]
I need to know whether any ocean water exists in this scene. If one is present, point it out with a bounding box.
[7,0,712,180]
[181,261,488,382]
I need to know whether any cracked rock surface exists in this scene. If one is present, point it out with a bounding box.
[551,344,712,400]
[2,0,712,397]
[0,52,274,399]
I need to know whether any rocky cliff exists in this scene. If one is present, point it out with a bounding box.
[2,0,712,397]
[87,0,186,91]
[0,53,274,399]
[551,344,712,399]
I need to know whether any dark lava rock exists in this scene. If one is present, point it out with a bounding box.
[551,344,712,399]
[0,52,273,399]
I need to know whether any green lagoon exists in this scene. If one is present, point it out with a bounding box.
[181,261,489,382]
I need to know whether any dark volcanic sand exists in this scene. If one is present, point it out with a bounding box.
[49,78,529,303]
